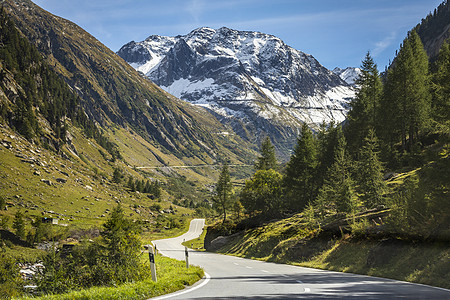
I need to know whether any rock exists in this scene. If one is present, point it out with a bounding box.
[41,179,52,186]
[33,170,40,176]
[56,178,67,183]
[60,171,69,177]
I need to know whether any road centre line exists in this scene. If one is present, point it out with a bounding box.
[261,270,270,273]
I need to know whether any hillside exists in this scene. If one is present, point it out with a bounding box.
[415,0,450,60]
[0,0,249,241]
[1,0,256,169]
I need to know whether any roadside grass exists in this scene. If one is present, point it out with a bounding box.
[217,215,450,290]
[16,256,204,300]
[182,226,207,251]
[142,214,192,243]
[294,237,450,289]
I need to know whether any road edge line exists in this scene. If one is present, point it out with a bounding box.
[149,272,211,300]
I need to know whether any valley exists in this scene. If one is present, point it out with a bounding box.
[0,0,449,299]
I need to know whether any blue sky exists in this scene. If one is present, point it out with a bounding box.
[34,0,443,70]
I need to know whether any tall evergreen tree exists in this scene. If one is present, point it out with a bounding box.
[382,30,431,152]
[357,129,386,208]
[432,40,450,131]
[255,136,277,171]
[315,128,356,215]
[346,51,383,153]
[12,210,25,239]
[101,204,141,274]
[213,164,233,223]
[284,123,318,212]
[316,123,339,189]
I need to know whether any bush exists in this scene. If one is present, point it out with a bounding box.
[0,254,23,298]
[150,203,162,212]
[35,205,150,295]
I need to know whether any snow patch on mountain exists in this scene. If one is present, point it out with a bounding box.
[118,27,356,152]
[332,67,361,86]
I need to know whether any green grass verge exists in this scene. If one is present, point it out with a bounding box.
[16,256,204,300]
[182,226,207,251]
[292,237,450,289]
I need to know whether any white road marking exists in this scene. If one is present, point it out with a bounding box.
[304,287,311,293]
[245,266,253,269]
[280,274,289,278]
[233,263,239,266]
[150,272,211,300]
[296,280,303,284]
[261,270,269,273]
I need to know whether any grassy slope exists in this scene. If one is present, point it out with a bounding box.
[0,123,193,233]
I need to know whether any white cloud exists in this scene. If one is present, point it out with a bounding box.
[185,0,206,24]
[372,32,397,57]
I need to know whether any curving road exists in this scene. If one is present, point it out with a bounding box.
[151,219,450,299]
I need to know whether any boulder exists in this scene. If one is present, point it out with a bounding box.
[41,179,52,186]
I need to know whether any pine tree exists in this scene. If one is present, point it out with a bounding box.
[346,51,383,153]
[284,123,318,212]
[382,30,431,152]
[214,164,233,223]
[255,136,277,171]
[357,129,386,208]
[112,167,123,184]
[432,40,450,130]
[12,210,26,239]
[144,180,150,193]
[315,128,356,215]
[101,204,141,272]
[127,176,135,192]
[316,123,339,189]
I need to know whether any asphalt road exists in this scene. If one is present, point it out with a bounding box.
[151,219,450,299]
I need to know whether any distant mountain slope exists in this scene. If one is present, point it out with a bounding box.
[2,0,254,165]
[414,0,450,60]
[118,27,355,153]
[332,67,361,86]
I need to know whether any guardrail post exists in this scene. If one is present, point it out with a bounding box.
[148,244,157,282]
[185,246,189,269]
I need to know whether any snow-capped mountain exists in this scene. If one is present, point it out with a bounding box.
[332,67,361,86]
[118,27,355,153]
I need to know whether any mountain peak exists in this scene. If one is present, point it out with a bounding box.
[118,27,354,155]
[332,67,361,86]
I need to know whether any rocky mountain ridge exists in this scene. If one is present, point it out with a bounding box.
[118,27,355,154]
[332,67,361,86]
